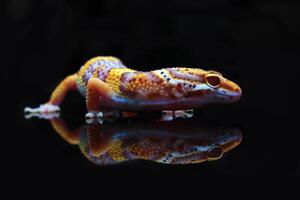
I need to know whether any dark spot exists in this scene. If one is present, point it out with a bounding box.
[176,84,184,93]
[167,78,170,81]
[192,85,196,88]
[157,79,163,84]
[160,71,164,74]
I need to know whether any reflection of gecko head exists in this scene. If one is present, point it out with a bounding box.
[167,126,242,164]
[78,120,243,165]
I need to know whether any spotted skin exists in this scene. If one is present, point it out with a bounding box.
[24,56,242,115]
[41,117,243,165]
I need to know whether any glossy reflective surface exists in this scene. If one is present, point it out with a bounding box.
[6,0,299,195]
[24,113,242,166]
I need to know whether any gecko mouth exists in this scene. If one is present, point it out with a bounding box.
[186,90,209,97]
[187,91,233,100]
[170,153,207,164]
[215,89,242,102]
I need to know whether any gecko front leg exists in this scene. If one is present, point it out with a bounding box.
[85,78,116,119]
[85,78,139,120]
[24,74,78,115]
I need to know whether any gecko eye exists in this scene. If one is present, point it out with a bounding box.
[205,74,222,88]
[207,145,223,161]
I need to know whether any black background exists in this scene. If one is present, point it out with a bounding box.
[3,0,298,197]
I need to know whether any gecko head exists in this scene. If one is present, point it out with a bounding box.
[185,69,242,104]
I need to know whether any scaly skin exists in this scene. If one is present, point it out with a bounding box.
[24,56,242,117]
[39,117,243,165]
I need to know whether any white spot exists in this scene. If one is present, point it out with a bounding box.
[192,84,211,91]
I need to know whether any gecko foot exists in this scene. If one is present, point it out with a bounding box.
[85,111,104,124]
[24,104,60,114]
[85,111,104,119]
[85,117,104,124]
[160,109,194,121]
[24,112,60,120]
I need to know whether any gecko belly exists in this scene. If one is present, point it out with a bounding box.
[99,94,211,111]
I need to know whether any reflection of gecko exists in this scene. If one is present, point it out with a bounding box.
[47,117,242,165]
[24,56,242,118]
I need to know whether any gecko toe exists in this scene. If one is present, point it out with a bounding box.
[85,112,96,118]
[85,111,104,119]
[24,107,32,113]
[96,112,104,118]
[85,115,103,124]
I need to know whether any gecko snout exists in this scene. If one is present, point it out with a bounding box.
[213,79,242,103]
[229,85,242,102]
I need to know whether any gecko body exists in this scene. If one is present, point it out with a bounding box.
[25,56,242,117]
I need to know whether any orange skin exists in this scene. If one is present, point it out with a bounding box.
[24,56,242,115]
[43,117,243,165]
